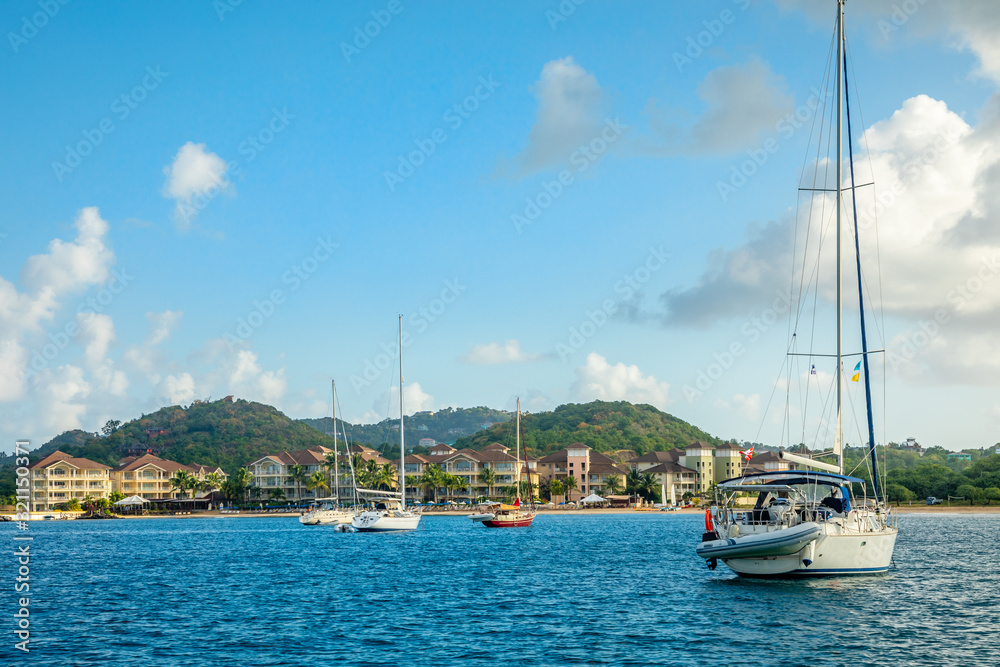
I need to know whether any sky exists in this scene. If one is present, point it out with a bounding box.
[2,0,999,454]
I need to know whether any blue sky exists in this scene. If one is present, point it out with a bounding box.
[3,0,999,453]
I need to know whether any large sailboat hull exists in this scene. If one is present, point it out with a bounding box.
[723,527,898,577]
[351,511,421,532]
[299,509,354,526]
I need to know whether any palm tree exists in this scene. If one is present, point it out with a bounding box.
[604,474,623,497]
[640,472,661,503]
[418,465,444,503]
[549,479,564,503]
[169,470,197,499]
[203,472,225,492]
[538,478,551,501]
[625,469,643,505]
[479,465,497,500]
[233,467,254,505]
[562,475,579,503]
[378,462,397,491]
[268,488,286,504]
[307,471,329,499]
[289,464,308,505]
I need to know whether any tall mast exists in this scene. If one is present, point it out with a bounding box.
[515,398,521,501]
[332,379,340,505]
[834,0,845,474]
[398,314,405,507]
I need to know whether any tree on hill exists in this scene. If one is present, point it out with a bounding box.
[452,401,720,457]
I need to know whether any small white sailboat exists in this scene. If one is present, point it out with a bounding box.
[301,380,354,526]
[696,0,897,577]
[352,316,422,532]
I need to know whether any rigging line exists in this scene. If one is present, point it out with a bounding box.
[844,36,882,501]
[791,24,837,337]
[847,38,890,378]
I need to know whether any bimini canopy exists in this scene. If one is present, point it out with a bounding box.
[717,470,864,490]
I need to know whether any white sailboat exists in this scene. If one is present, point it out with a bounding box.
[696,0,897,577]
[352,316,422,532]
[300,380,354,526]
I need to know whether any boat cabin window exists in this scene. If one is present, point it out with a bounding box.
[375,502,387,510]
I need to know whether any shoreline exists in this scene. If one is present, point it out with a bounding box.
[6,504,1000,521]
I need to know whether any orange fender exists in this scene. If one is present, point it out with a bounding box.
[704,508,714,532]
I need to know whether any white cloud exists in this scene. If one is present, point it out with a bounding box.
[643,59,794,155]
[572,352,670,409]
[160,373,196,405]
[162,142,231,225]
[714,394,762,421]
[0,207,115,401]
[360,382,435,424]
[33,365,91,434]
[509,57,609,175]
[19,206,113,296]
[227,349,287,406]
[146,310,182,346]
[462,339,543,364]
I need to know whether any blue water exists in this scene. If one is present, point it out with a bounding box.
[3,513,998,666]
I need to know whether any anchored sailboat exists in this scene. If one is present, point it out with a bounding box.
[300,380,354,526]
[352,316,422,532]
[471,398,536,528]
[696,0,897,577]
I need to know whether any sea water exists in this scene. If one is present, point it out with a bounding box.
[3,513,997,666]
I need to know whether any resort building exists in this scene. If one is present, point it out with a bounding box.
[537,443,629,503]
[713,443,745,482]
[395,442,540,502]
[110,454,226,500]
[245,446,335,503]
[630,450,697,500]
[29,451,111,512]
[682,442,716,493]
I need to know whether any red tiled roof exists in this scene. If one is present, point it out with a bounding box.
[113,454,193,474]
[30,450,110,470]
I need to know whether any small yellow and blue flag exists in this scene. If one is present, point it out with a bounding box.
[851,361,861,382]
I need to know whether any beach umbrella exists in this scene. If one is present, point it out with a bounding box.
[580,493,605,504]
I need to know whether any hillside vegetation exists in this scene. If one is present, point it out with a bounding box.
[454,401,722,456]
[22,398,337,473]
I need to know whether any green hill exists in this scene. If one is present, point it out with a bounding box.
[453,400,722,456]
[301,405,513,451]
[21,398,338,473]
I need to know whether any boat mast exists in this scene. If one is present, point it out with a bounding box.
[332,379,340,506]
[834,0,845,474]
[515,398,521,502]
[398,314,406,508]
